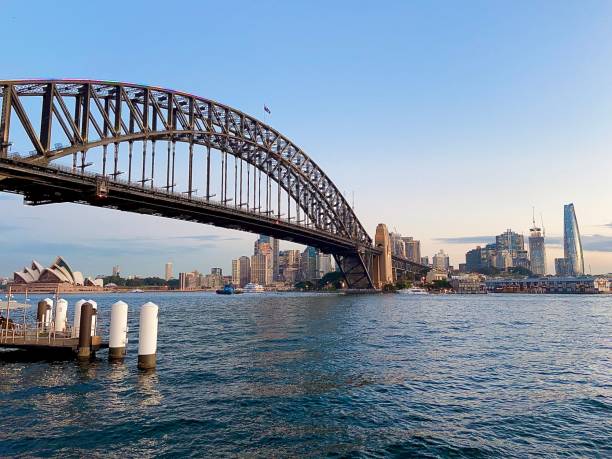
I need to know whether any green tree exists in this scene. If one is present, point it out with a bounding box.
[318,271,345,290]
[294,281,314,291]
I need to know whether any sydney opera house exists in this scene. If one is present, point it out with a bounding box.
[11,256,103,292]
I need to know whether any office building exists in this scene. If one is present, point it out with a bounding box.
[528,216,546,276]
[563,203,584,276]
[165,262,173,281]
[402,237,421,263]
[255,235,279,280]
[251,253,273,286]
[232,256,251,287]
[390,232,405,257]
[433,250,450,271]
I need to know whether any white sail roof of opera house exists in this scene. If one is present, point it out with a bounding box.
[13,257,85,285]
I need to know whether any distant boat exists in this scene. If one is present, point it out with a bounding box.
[130,288,144,293]
[216,284,242,295]
[398,287,428,295]
[243,283,265,293]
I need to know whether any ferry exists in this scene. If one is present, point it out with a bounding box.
[243,283,265,293]
[398,287,429,295]
[215,284,242,295]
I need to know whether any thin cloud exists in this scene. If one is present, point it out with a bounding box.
[434,236,495,244]
[583,235,612,252]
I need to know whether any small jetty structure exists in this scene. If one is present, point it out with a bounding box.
[0,288,107,356]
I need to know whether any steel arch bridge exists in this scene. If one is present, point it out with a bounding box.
[0,80,426,289]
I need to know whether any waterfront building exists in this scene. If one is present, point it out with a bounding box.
[11,257,102,291]
[232,256,251,287]
[563,203,584,276]
[165,262,173,281]
[179,271,200,290]
[485,276,610,294]
[450,274,486,293]
[426,268,448,283]
[433,250,450,271]
[528,218,546,276]
[251,253,273,286]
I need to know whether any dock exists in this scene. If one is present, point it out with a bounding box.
[0,330,106,352]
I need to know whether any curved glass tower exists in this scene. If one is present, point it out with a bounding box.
[563,203,584,276]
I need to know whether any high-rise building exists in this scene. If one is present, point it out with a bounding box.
[389,232,405,257]
[179,271,200,290]
[165,262,173,281]
[255,235,279,280]
[279,249,300,284]
[465,246,483,272]
[232,256,251,287]
[402,237,421,263]
[251,253,273,285]
[299,246,317,282]
[316,251,334,279]
[563,203,584,276]
[496,229,525,259]
[421,256,429,266]
[112,265,120,277]
[528,215,546,276]
[433,250,450,271]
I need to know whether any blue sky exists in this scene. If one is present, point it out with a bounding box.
[1,0,612,276]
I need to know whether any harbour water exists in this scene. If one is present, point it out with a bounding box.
[1,293,610,457]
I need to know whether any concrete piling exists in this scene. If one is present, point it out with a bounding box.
[109,301,129,361]
[55,299,68,333]
[43,298,53,327]
[88,300,98,336]
[137,302,158,370]
[77,302,95,361]
[72,299,86,338]
[36,300,47,327]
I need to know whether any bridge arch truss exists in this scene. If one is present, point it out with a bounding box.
[0,80,377,288]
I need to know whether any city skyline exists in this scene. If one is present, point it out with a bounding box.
[0,1,611,275]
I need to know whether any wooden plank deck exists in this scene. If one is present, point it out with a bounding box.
[0,334,106,352]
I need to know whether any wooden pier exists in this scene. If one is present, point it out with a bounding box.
[0,331,106,352]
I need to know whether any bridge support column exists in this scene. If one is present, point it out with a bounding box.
[334,251,374,289]
[372,224,393,289]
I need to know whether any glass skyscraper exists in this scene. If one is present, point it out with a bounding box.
[563,203,584,276]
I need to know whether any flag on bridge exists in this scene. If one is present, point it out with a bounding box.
[264,105,271,114]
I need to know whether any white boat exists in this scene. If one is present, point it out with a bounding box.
[399,287,429,295]
[243,283,265,293]
[130,288,144,293]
